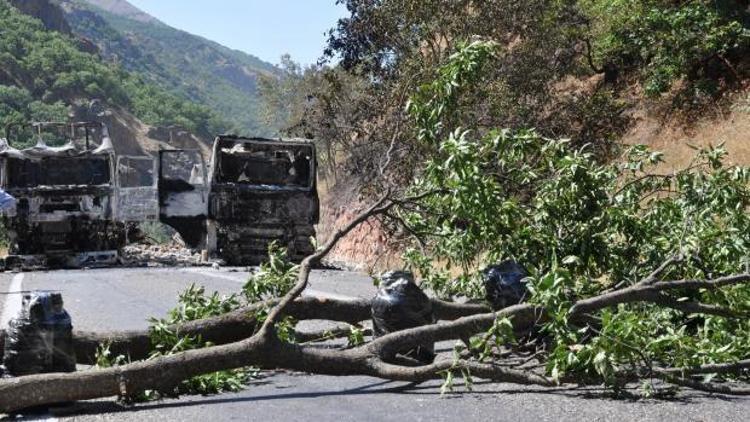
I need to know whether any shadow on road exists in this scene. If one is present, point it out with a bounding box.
[40,374,745,419]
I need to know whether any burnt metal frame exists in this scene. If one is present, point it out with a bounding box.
[4,122,107,151]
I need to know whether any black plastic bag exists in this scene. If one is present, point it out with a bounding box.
[1,315,49,377]
[371,271,436,364]
[41,293,76,373]
[483,260,528,310]
[1,292,75,377]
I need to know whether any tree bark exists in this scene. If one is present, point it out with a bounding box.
[0,296,487,365]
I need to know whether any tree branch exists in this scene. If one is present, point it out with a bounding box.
[570,273,750,316]
[656,359,750,376]
[0,295,486,365]
[2,209,750,414]
[659,375,750,396]
[258,191,394,337]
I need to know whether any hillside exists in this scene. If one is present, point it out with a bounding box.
[0,0,215,154]
[267,0,750,270]
[58,0,281,136]
[76,0,154,23]
[623,92,750,170]
[9,0,72,34]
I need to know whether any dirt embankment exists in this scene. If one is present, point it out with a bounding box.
[316,181,402,272]
[621,92,750,170]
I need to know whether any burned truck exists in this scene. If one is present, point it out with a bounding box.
[0,126,318,267]
[159,135,319,265]
[0,122,157,267]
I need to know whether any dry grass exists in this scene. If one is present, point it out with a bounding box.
[620,89,750,172]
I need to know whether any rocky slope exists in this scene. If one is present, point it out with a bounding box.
[80,0,154,23]
[8,0,71,33]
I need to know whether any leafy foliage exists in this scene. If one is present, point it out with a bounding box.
[242,243,300,342]
[137,221,175,245]
[266,0,748,191]
[347,325,366,347]
[403,40,750,393]
[142,245,300,399]
[242,242,299,303]
[147,285,250,398]
[94,341,128,369]
[323,0,636,152]
[585,0,750,98]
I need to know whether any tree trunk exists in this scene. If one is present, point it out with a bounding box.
[0,296,487,365]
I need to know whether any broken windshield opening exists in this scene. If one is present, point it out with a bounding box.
[118,157,155,188]
[4,123,108,150]
[216,143,313,188]
[160,150,204,191]
[6,157,111,188]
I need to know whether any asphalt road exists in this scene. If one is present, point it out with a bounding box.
[1,267,750,421]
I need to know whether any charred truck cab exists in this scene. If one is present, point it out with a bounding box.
[0,126,318,268]
[158,135,319,265]
[0,122,158,268]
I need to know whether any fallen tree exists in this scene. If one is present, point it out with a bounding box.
[0,295,487,365]
[2,40,750,414]
[1,192,750,413]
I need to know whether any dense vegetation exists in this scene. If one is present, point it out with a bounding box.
[584,0,749,97]
[262,0,750,180]
[1,1,749,405]
[403,43,750,391]
[0,0,226,140]
[145,30,750,397]
[257,1,750,395]
[62,0,280,136]
[36,39,750,401]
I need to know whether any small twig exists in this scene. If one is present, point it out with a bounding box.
[296,325,373,345]
[654,294,746,319]
[712,53,741,82]
[655,359,750,376]
[378,120,402,177]
[514,350,545,368]
[660,375,750,395]
[650,274,750,292]
[383,211,428,249]
[590,325,654,373]
[637,254,684,286]
[611,162,708,200]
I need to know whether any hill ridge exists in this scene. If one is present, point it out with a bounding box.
[59,0,280,136]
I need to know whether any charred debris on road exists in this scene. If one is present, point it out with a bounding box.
[0,122,320,270]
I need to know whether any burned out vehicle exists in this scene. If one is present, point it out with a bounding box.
[159,135,319,265]
[0,125,318,267]
[0,122,157,267]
